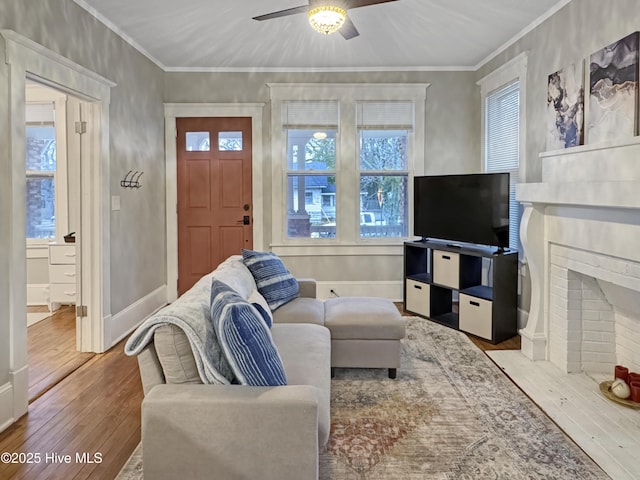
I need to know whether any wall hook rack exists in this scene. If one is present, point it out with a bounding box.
[121,170,143,189]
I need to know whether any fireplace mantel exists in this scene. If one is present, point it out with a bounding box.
[516,138,640,363]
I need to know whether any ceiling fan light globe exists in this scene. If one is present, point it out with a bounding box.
[308,6,347,35]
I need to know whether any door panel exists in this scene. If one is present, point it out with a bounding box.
[177,117,253,295]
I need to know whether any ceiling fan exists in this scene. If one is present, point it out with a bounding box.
[252,0,399,40]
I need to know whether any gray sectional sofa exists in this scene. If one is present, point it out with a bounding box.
[128,253,404,480]
[131,255,331,480]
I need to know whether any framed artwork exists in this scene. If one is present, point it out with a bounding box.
[547,62,585,150]
[588,32,639,144]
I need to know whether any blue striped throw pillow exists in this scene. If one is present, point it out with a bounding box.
[210,280,287,386]
[242,249,300,311]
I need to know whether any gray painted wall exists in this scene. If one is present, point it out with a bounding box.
[164,70,480,282]
[475,0,639,316]
[0,0,167,319]
[476,0,640,183]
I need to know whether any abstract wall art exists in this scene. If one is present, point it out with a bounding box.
[588,32,639,144]
[547,62,585,150]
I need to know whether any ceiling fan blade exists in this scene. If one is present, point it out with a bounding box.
[340,15,360,40]
[345,0,399,9]
[252,5,309,21]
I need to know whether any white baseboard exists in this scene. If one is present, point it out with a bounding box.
[27,283,49,306]
[11,366,28,421]
[105,285,167,349]
[316,281,403,301]
[0,382,14,433]
[0,364,28,434]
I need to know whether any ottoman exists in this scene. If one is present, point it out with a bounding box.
[324,297,405,379]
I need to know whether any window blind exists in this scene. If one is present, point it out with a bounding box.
[357,101,414,129]
[25,102,55,125]
[485,80,520,251]
[283,101,339,128]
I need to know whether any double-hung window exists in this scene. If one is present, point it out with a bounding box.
[485,81,520,251]
[479,53,527,252]
[357,102,412,239]
[26,101,57,240]
[270,83,427,249]
[283,101,339,239]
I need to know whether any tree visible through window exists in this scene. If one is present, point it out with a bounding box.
[359,129,408,238]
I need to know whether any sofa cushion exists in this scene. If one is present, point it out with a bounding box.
[242,249,300,310]
[271,323,331,446]
[211,280,287,386]
[272,297,325,326]
[126,294,234,385]
[153,324,202,384]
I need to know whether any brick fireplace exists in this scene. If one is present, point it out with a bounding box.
[516,138,640,374]
[490,139,640,480]
[547,244,640,374]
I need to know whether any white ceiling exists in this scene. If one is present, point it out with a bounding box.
[74,0,568,71]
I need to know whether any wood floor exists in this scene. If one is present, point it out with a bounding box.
[0,309,143,480]
[0,306,519,480]
[27,306,95,402]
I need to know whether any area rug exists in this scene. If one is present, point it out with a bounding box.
[116,317,610,479]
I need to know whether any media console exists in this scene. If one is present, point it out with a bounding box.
[404,239,518,344]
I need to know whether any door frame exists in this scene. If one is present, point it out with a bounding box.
[164,103,265,302]
[1,29,114,427]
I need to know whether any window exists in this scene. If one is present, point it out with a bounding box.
[357,102,412,238]
[284,101,339,239]
[479,53,527,253]
[269,83,427,249]
[186,131,210,151]
[218,131,243,151]
[485,81,520,251]
[26,102,56,239]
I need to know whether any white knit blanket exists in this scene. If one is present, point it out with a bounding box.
[124,274,234,384]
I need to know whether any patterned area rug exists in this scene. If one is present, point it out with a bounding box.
[116,318,610,480]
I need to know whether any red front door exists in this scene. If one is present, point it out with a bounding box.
[176,117,253,295]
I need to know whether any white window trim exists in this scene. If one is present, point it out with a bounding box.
[356,129,411,242]
[268,83,428,254]
[163,102,265,303]
[477,52,528,182]
[25,85,69,245]
[478,52,528,256]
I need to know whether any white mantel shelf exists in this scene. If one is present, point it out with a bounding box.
[517,137,640,209]
[517,181,640,209]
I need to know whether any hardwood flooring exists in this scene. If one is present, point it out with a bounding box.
[0,311,143,480]
[0,304,519,480]
[27,306,95,402]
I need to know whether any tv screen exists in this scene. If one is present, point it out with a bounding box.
[414,173,510,248]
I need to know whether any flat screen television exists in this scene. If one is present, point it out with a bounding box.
[414,173,510,249]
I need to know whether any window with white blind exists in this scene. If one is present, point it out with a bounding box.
[269,83,427,249]
[485,80,520,251]
[479,52,527,253]
[357,101,412,239]
[283,101,339,239]
[26,101,59,241]
[25,85,69,245]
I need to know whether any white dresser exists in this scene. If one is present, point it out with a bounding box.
[48,242,77,311]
